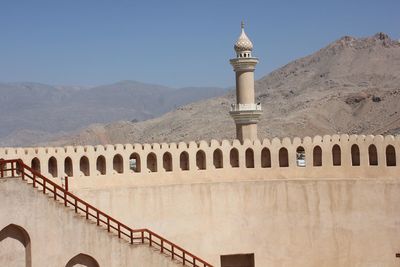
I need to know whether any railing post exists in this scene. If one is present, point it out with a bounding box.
[183,251,185,265]
[118,224,121,238]
[107,217,110,232]
[96,211,99,226]
[172,246,174,260]
[20,164,25,181]
[86,206,89,219]
[43,179,46,194]
[65,176,69,191]
[161,239,164,253]
[64,191,67,207]
[130,231,133,244]
[149,233,152,247]
[141,231,144,243]
[11,162,15,177]
[74,199,77,213]
[53,185,56,200]
[193,258,196,266]
[33,174,36,188]
[0,160,3,178]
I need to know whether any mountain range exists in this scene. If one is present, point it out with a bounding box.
[2,32,400,146]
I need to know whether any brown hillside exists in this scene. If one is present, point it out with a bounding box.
[47,33,400,146]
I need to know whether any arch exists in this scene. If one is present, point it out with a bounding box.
[368,144,378,166]
[230,148,239,168]
[79,156,90,176]
[48,156,58,178]
[64,157,73,176]
[31,158,40,173]
[213,149,223,169]
[196,150,206,170]
[179,151,189,171]
[65,253,100,267]
[113,154,123,174]
[332,144,341,166]
[96,155,106,175]
[351,144,360,166]
[279,147,289,167]
[386,145,396,166]
[0,224,32,267]
[163,152,173,172]
[147,153,157,172]
[296,146,305,167]
[261,148,271,168]
[313,146,322,166]
[245,148,254,168]
[129,153,141,173]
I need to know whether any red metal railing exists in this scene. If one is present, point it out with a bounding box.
[0,159,213,267]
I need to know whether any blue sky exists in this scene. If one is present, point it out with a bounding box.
[0,0,399,88]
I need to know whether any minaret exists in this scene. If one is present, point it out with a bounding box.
[229,22,262,142]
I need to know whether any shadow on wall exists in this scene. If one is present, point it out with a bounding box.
[0,224,31,267]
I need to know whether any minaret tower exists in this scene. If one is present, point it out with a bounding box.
[229,21,262,142]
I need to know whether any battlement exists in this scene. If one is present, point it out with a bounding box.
[0,134,398,189]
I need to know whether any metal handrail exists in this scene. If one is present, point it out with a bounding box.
[0,159,213,267]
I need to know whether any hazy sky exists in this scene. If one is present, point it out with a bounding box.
[0,0,399,88]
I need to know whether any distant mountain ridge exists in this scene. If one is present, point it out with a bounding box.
[0,81,227,146]
[37,32,400,146]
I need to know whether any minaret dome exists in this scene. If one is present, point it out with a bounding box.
[234,21,254,58]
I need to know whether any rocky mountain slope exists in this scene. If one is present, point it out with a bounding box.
[0,81,226,146]
[3,33,400,147]
[43,33,400,146]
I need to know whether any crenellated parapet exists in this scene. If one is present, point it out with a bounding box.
[0,134,399,188]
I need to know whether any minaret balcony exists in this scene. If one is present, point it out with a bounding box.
[229,103,262,124]
[230,103,262,112]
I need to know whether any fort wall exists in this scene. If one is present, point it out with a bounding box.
[0,134,398,189]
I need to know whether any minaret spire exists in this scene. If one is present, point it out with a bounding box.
[229,22,262,142]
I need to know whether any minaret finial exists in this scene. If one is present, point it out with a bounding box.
[241,21,245,30]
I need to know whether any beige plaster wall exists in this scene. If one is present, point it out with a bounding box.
[75,177,400,267]
[0,178,184,267]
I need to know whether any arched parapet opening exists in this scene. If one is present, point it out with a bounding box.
[296,146,305,167]
[213,149,223,169]
[245,148,254,168]
[313,146,322,166]
[31,157,41,173]
[0,224,32,267]
[261,147,271,168]
[79,156,90,176]
[48,156,58,178]
[279,147,289,167]
[129,153,141,173]
[230,148,239,168]
[113,154,123,174]
[332,144,341,166]
[64,157,73,177]
[386,145,396,166]
[368,144,378,166]
[196,150,206,170]
[146,153,157,172]
[351,144,360,166]
[65,253,100,267]
[96,155,106,175]
[179,151,189,171]
[163,152,173,172]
